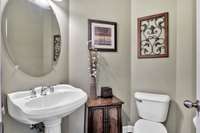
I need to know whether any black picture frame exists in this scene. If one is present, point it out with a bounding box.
[88,19,117,52]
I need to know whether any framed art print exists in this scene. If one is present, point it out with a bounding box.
[88,19,117,52]
[138,12,169,58]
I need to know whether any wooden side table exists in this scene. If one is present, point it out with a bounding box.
[86,96,124,133]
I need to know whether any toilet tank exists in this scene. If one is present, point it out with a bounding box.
[135,92,170,123]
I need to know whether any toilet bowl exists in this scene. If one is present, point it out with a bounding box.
[134,92,170,133]
[134,119,167,133]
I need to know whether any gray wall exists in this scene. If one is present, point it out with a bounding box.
[0,0,197,133]
[131,1,196,133]
[1,0,69,133]
[67,0,131,132]
[131,1,177,133]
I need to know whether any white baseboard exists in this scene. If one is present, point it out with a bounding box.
[123,125,134,133]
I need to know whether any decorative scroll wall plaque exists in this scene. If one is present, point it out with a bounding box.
[138,12,169,58]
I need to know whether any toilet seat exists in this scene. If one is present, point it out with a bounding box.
[134,119,167,133]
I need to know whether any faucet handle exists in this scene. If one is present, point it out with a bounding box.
[30,88,37,98]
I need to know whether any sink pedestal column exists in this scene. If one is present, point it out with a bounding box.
[44,119,62,133]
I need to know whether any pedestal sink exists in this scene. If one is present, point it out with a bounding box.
[7,84,88,133]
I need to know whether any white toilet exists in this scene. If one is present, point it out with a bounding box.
[134,92,171,133]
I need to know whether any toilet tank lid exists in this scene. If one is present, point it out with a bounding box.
[135,92,170,103]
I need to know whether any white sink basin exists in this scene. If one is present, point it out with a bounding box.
[7,84,88,133]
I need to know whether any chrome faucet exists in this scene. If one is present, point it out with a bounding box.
[30,88,37,98]
[40,85,55,96]
[41,86,48,96]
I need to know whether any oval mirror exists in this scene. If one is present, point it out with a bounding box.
[2,0,61,77]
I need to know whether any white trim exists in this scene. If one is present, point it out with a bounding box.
[196,1,200,132]
[0,0,3,123]
[197,0,200,99]
[0,0,8,123]
[0,0,9,123]
[123,125,134,133]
